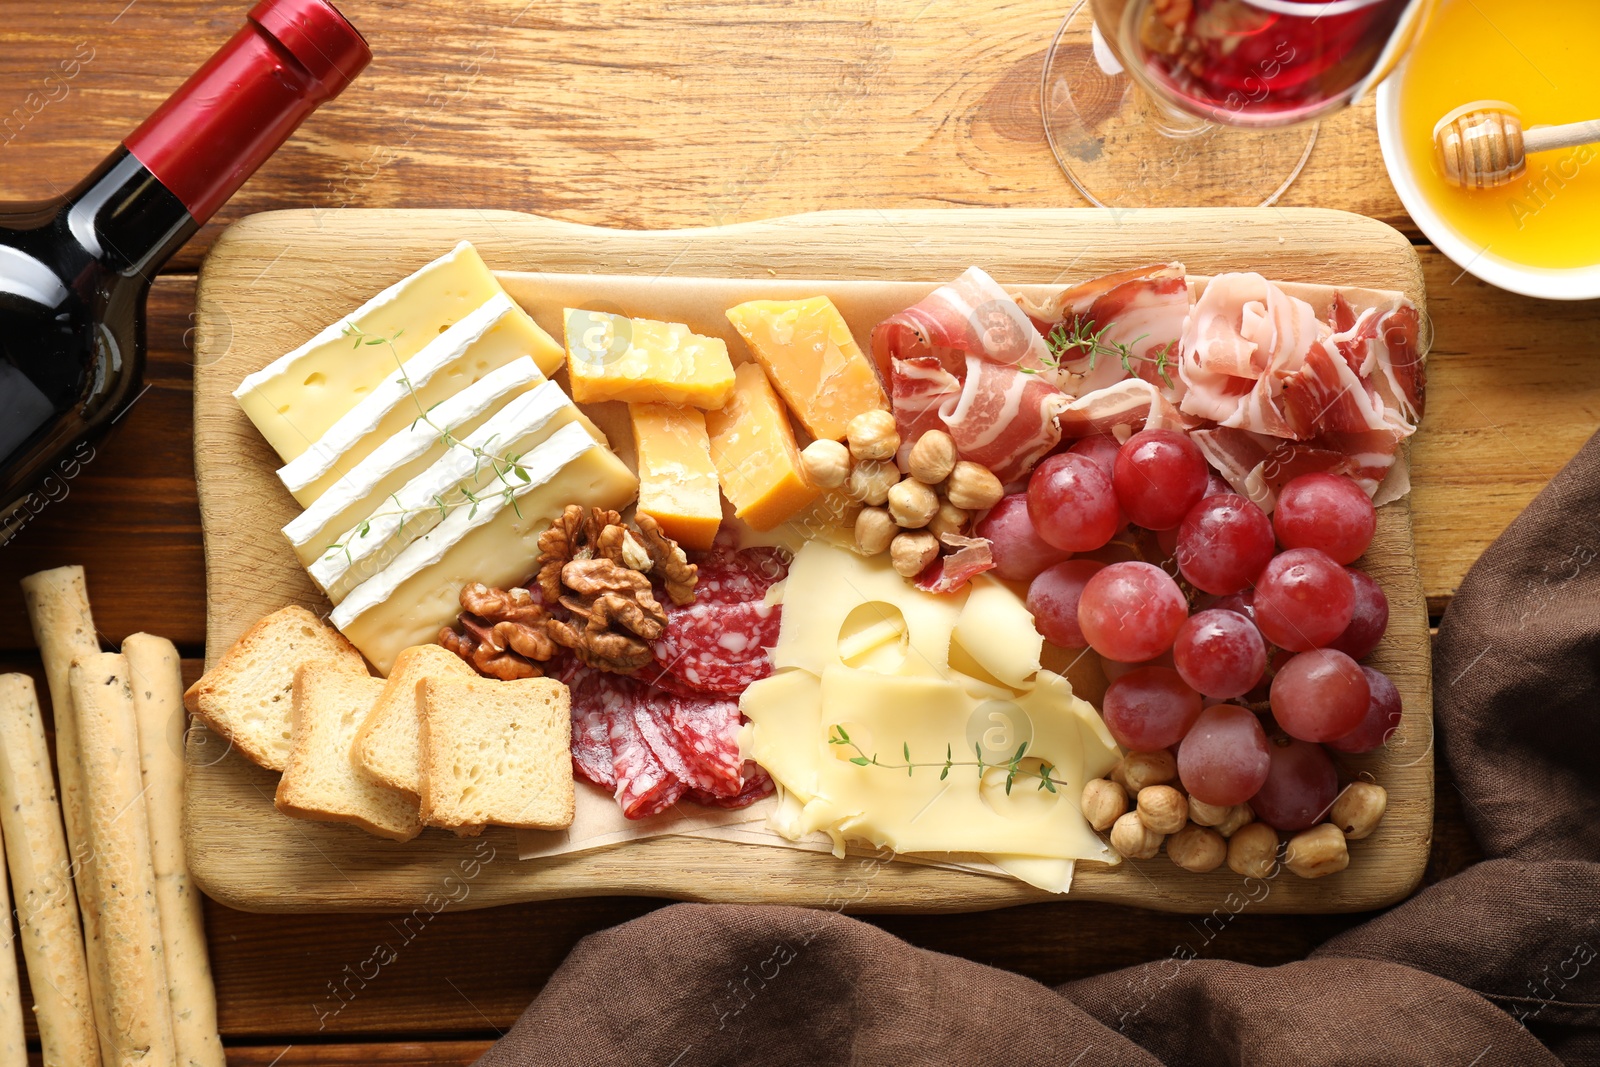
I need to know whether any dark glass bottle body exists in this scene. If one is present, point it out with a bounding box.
[0,149,197,538]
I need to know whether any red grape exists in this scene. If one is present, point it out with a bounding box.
[1101,666,1203,750]
[1273,473,1377,565]
[1325,568,1389,660]
[1099,649,1174,685]
[1067,435,1121,478]
[1112,429,1209,530]
[1204,471,1231,498]
[1027,453,1119,552]
[1078,561,1188,662]
[1326,666,1403,753]
[1177,704,1271,806]
[1253,548,1354,651]
[1173,608,1268,699]
[1249,736,1338,831]
[978,493,1072,581]
[1026,560,1105,648]
[1176,494,1276,595]
[1208,589,1256,622]
[1270,649,1370,742]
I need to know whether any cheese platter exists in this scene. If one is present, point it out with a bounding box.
[185,207,1432,914]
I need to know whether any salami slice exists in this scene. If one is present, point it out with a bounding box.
[664,696,745,796]
[688,762,774,809]
[566,666,622,788]
[631,660,710,699]
[653,600,781,694]
[689,544,791,605]
[632,698,708,793]
[609,700,687,819]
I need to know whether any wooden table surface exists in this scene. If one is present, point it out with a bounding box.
[1,1,1592,1063]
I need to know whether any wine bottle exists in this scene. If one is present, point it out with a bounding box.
[0,0,370,542]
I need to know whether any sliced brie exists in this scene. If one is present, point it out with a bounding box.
[282,356,544,573]
[331,421,638,674]
[235,241,502,463]
[277,292,563,506]
[311,378,589,604]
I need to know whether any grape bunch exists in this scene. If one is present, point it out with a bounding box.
[980,430,1403,869]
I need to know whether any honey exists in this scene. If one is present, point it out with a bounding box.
[1396,0,1600,270]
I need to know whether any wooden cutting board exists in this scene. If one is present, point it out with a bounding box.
[187,207,1432,915]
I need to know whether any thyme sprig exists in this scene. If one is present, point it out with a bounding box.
[318,325,535,564]
[1027,318,1176,390]
[827,726,1064,796]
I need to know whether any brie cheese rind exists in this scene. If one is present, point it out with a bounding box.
[282,356,545,572]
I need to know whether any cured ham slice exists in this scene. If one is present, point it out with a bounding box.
[1056,378,1196,440]
[939,356,1070,482]
[890,355,961,443]
[1282,341,1394,439]
[871,266,1052,381]
[1191,427,1356,512]
[1018,263,1191,399]
[913,533,995,594]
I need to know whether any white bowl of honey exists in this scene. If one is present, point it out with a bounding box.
[1376,0,1600,300]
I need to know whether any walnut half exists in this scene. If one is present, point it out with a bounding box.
[439,582,557,680]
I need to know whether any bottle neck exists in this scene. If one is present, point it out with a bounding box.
[66,147,197,280]
[123,0,369,224]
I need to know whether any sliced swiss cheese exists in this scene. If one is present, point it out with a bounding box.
[313,379,590,604]
[725,296,888,441]
[951,576,1043,690]
[331,421,638,674]
[283,357,545,572]
[564,309,736,408]
[277,292,563,505]
[629,403,722,551]
[705,362,819,531]
[235,242,504,463]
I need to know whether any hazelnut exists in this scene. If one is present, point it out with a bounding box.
[1329,783,1387,841]
[1136,784,1188,835]
[1284,823,1350,879]
[846,409,900,462]
[887,478,940,529]
[800,439,851,489]
[1109,810,1164,860]
[1081,778,1128,832]
[1121,750,1177,794]
[908,430,958,484]
[1167,824,1227,873]
[847,459,899,506]
[889,530,940,578]
[1186,796,1232,827]
[854,507,896,555]
[1226,822,1280,879]
[1109,759,1131,792]
[926,501,969,539]
[944,461,1005,511]
[1213,804,1255,838]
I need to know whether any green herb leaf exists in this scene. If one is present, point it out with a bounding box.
[849,756,870,766]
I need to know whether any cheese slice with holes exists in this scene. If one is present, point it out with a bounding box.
[313,379,592,604]
[277,292,564,506]
[282,357,545,572]
[952,576,1043,689]
[331,421,637,674]
[235,242,505,462]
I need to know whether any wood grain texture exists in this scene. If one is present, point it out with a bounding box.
[186,207,1432,915]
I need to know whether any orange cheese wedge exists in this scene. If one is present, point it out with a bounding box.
[565,309,736,409]
[629,403,722,551]
[725,296,888,441]
[705,363,819,532]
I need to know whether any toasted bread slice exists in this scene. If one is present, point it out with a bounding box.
[419,676,574,833]
[275,663,421,842]
[352,644,475,798]
[184,606,367,771]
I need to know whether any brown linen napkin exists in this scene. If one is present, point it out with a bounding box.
[477,435,1600,1067]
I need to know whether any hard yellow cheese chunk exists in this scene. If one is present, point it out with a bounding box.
[564,309,736,408]
[726,296,889,441]
[630,403,722,551]
[705,363,819,532]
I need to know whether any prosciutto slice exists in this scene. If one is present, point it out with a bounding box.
[871,266,1052,380]
[1191,427,1356,513]
[939,356,1071,482]
[1056,378,1196,440]
[890,355,961,443]
[1018,263,1191,399]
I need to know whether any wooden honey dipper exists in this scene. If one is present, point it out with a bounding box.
[1434,101,1600,189]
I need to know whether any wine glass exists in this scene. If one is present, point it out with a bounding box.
[1042,0,1434,208]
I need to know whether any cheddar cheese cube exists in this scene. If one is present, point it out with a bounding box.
[630,403,722,551]
[705,363,819,532]
[565,309,736,409]
[725,296,888,441]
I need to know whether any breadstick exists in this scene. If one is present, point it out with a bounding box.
[70,653,175,1066]
[0,675,100,1067]
[123,635,225,1067]
[20,566,113,1062]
